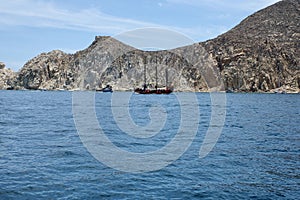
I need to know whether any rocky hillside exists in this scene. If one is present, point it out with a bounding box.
[203,0,300,92]
[1,0,299,92]
[10,36,214,91]
[14,50,72,90]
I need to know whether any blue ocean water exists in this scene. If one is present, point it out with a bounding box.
[0,91,299,199]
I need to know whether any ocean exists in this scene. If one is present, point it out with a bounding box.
[0,91,299,199]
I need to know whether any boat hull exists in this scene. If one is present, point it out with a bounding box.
[134,88,172,94]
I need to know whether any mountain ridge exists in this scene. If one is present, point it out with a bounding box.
[0,0,299,92]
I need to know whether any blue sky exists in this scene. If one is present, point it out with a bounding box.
[0,0,280,71]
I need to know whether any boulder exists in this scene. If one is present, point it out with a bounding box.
[0,62,5,69]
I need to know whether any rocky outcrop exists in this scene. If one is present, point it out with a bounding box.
[203,0,300,92]
[70,37,215,91]
[11,36,213,91]
[0,62,5,69]
[0,62,16,90]
[13,50,72,90]
[2,0,300,92]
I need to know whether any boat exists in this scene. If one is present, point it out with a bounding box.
[97,84,113,92]
[134,62,173,94]
[225,89,234,93]
[134,86,173,94]
[273,88,286,94]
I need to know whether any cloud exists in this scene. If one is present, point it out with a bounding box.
[0,0,159,34]
[0,0,280,40]
[0,0,228,42]
[166,0,281,12]
[162,0,282,39]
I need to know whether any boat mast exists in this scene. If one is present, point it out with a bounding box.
[165,68,168,89]
[143,64,147,90]
[155,66,158,91]
[155,56,158,91]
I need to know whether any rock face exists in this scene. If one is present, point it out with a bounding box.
[70,37,217,91]
[14,50,72,90]
[203,0,300,92]
[0,62,5,69]
[0,62,16,90]
[11,37,216,91]
[3,0,300,92]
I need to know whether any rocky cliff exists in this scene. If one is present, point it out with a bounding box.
[0,62,16,90]
[10,36,216,91]
[2,0,300,92]
[14,50,72,90]
[203,0,300,93]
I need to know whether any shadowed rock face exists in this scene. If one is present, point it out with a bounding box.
[3,0,300,92]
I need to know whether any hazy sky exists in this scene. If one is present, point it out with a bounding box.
[0,0,280,71]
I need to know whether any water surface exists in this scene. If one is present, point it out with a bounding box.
[0,91,299,199]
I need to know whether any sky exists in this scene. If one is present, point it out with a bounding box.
[0,0,280,71]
